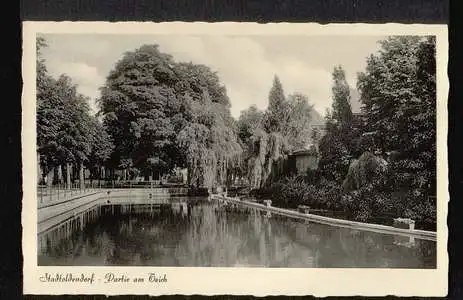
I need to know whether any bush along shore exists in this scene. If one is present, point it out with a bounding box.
[251,162,436,232]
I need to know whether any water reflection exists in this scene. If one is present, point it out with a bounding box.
[38,197,436,268]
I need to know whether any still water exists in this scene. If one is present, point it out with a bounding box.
[38,196,436,268]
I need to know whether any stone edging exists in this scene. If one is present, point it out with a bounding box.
[211,194,437,241]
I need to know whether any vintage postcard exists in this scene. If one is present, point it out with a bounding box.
[22,21,448,296]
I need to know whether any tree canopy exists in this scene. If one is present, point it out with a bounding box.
[357,36,436,197]
[36,37,114,182]
[98,44,241,187]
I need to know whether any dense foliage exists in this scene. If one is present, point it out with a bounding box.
[318,66,357,182]
[253,36,437,229]
[237,76,315,189]
[356,36,437,225]
[36,37,114,185]
[98,45,241,188]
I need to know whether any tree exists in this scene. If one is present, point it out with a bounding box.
[310,127,322,147]
[177,88,241,189]
[99,44,242,187]
[331,66,353,128]
[173,62,241,189]
[36,49,96,186]
[238,78,314,188]
[282,93,314,149]
[357,36,425,153]
[357,36,435,186]
[99,44,181,179]
[86,118,115,182]
[237,105,264,143]
[318,65,355,182]
[36,36,57,182]
[36,36,50,94]
[264,75,287,132]
[357,35,436,222]
[37,36,115,188]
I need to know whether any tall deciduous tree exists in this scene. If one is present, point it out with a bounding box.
[99,44,180,179]
[86,118,115,182]
[357,35,436,221]
[99,44,241,187]
[37,36,114,187]
[283,93,314,149]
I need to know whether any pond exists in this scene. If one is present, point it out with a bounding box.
[38,196,436,268]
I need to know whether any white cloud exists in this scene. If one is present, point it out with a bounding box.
[153,36,333,117]
[44,59,105,114]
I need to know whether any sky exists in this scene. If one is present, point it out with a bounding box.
[40,34,385,118]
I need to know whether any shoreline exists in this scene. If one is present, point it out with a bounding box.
[211,194,437,241]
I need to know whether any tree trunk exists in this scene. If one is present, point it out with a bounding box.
[99,166,105,186]
[79,162,84,190]
[187,166,191,187]
[37,153,42,184]
[57,165,63,185]
[46,167,55,187]
[66,163,71,189]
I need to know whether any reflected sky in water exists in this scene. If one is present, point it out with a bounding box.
[38,197,436,268]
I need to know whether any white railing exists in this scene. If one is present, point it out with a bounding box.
[37,182,105,207]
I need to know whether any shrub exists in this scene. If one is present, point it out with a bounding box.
[305,168,323,185]
[303,180,342,210]
[250,169,435,229]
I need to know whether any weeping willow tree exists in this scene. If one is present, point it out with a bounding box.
[238,76,314,189]
[177,90,242,189]
[247,131,289,188]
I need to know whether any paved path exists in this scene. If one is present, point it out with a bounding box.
[37,191,107,234]
[37,189,105,209]
[37,188,174,234]
[37,188,194,235]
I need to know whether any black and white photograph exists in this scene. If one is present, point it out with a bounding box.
[22,22,448,296]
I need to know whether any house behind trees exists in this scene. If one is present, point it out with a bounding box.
[288,148,320,175]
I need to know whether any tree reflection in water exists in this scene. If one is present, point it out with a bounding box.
[38,198,436,268]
